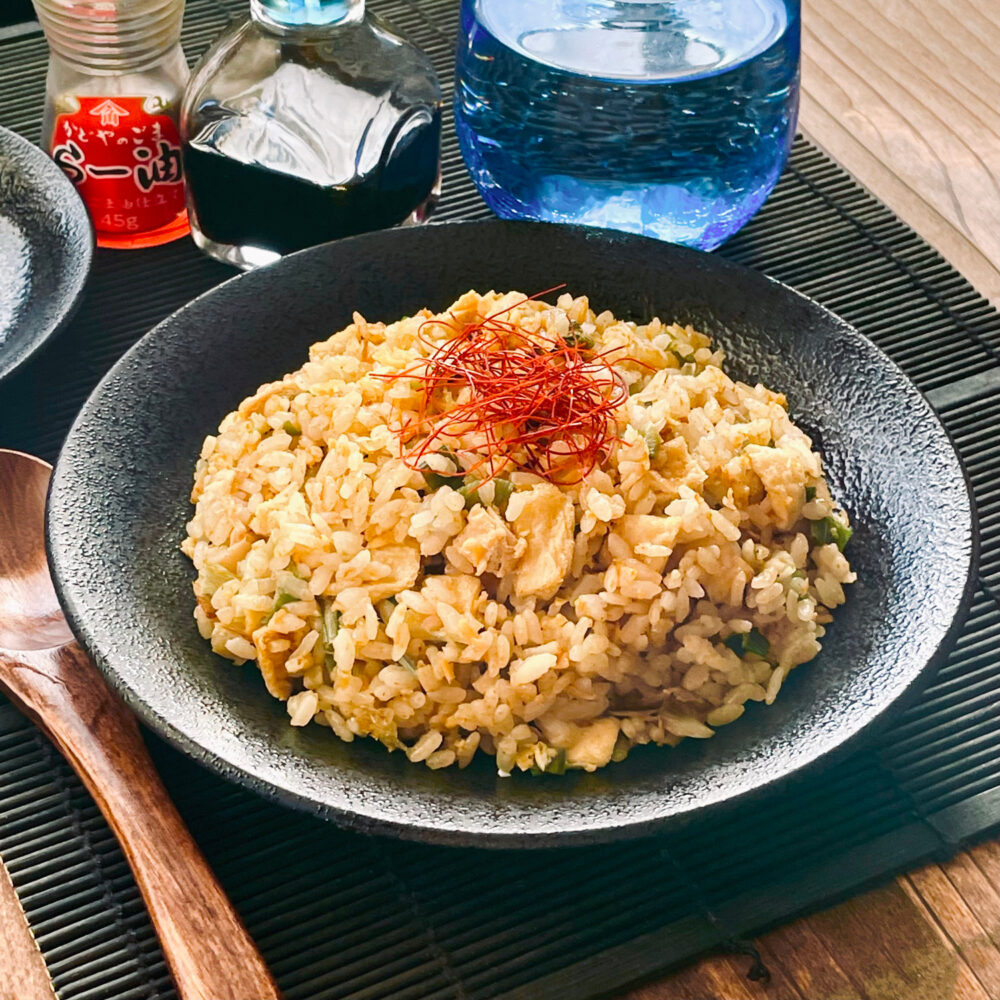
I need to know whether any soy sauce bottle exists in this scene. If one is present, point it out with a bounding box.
[180,0,442,269]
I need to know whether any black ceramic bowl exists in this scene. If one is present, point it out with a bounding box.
[47,221,976,847]
[0,126,92,383]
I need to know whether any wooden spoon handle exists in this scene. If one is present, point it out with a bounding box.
[0,642,281,1000]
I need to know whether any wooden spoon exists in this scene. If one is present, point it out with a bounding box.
[0,449,281,1000]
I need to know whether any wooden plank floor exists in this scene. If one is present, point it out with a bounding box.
[629,846,1000,999]
[798,0,1000,308]
[626,0,1000,996]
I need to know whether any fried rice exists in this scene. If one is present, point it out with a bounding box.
[181,290,856,775]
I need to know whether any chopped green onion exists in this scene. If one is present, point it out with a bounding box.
[421,468,452,491]
[629,381,644,396]
[262,589,298,624]
[829,518,853,551]
[322,602,340,640]
[459,475,516,511]
[202,563,236,595]
[491,478,514,513]
[563,324,595,350]
[376,597,398,625]
[811,518,831,546]
[671,349,695,365]
[531,748,567,776]
[743,628,770,658]
[321,601,340,669]
[805,485,817,502]
[458,475,481,509]
[375,599,415,673]
[644,426,661,460]
[282,421,301,436]
[273,590,298,612]
[811,515,853,551]
[420,448,462,491]
[725,628,770,658]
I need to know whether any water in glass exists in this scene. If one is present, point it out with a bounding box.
[455,0,800,250]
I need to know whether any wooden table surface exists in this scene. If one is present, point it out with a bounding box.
[631,1,1000,997]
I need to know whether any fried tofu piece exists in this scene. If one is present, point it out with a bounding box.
[509,484,574,599]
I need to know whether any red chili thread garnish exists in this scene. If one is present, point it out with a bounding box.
[374,289,646,485]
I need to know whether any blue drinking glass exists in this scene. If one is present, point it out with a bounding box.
[454,0,801,250]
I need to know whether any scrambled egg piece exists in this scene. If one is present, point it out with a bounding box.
[251,610,297,699]
[447,505,525,576]
[714,453,765,508]
[619,513,680,551]
[566,718,620,771]
[745,444,806,529]
[422,573,481,613]
[366,543,420,601]
[617,513,681,573]
[652,435,708,498]
[509,484,574,599]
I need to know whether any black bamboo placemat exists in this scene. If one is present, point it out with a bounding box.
[1,2,999,998]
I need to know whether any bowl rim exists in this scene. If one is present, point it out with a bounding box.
[0,124,94,384]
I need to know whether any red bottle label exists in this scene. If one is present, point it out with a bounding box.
[51,96,185,236]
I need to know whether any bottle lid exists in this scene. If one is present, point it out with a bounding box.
[33,0,185,72]
[252,0,362,27]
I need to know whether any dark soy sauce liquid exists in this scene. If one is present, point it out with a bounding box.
[183,111,441,256]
